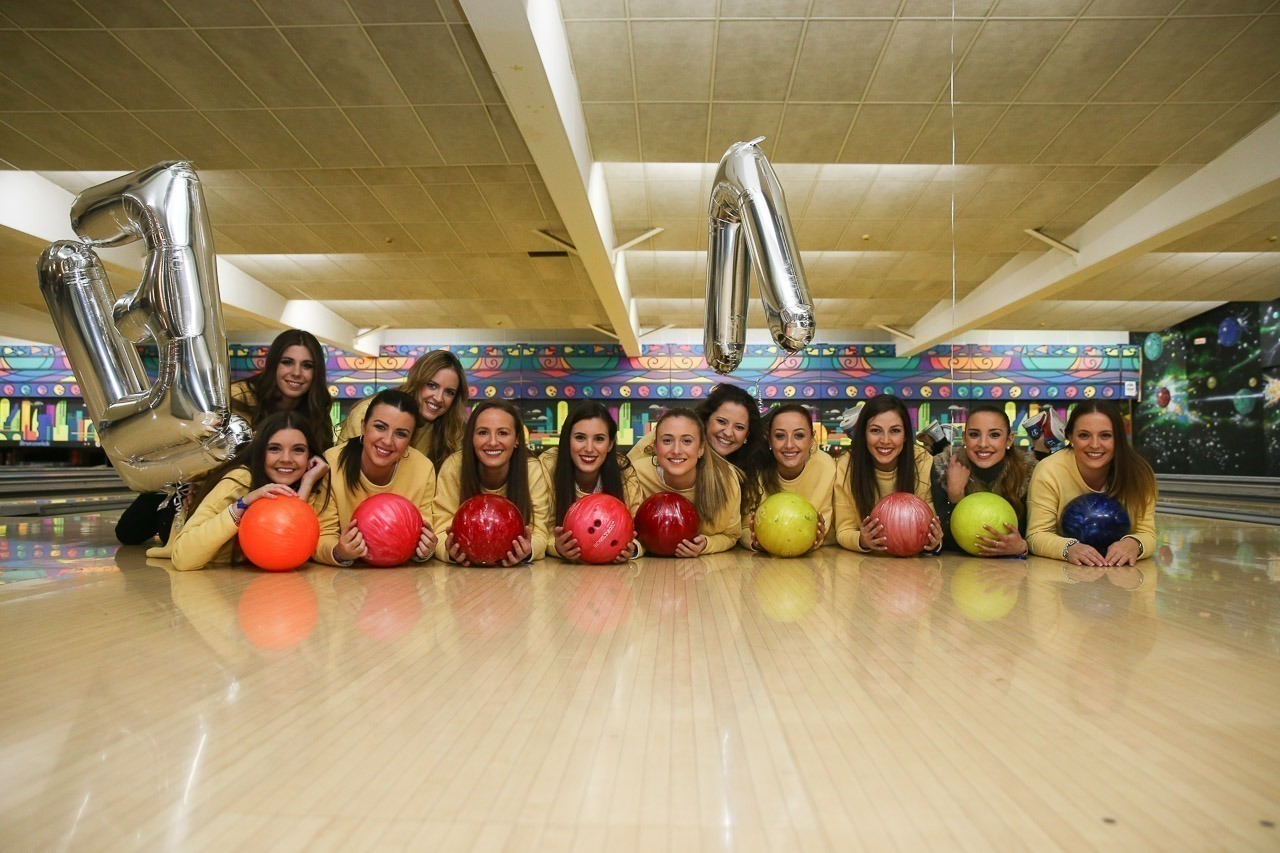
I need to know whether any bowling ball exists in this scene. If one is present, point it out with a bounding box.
[870,492,934,557]
[237,573,318,650]
[634,492,700,556]
[754,492,819,557]
[1156,386,1170,408]
[950,560,1018,622]
[1060,493,1130,552]
[351,493,424,567]
[754,563,819,622]
[949,492,1018,556]
[238,494,319,571]
[562,494,635,564]
[452,494,526,566]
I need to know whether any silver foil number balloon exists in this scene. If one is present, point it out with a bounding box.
[37,162,249,492]
[704,138,815,374]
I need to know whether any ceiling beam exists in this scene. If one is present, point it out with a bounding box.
[897,110,1280,356]
[0,171,375,355]
[458,0,642,356]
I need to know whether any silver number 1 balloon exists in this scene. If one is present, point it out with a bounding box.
[37,162,249,492]
[704,138,815,374]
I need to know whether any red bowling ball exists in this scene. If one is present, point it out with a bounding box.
[563,494,635,563]
[452,494,526,566]
[634,492,700,556]
[870,492,934,557]
[351,493,424,567]
[238,494,319,571]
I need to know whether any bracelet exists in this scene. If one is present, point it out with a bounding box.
[230,497,249,526]
[1061,538,1078,560]
[1122,535,1145,557]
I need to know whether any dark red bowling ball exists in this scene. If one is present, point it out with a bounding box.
[351,493,423,567]
[1156,386,1171,408]
[452,494,526,566]
[634,492,700,556]
[563,494,635,563]
[870,492,934,557]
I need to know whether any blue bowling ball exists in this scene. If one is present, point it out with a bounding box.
[1060,493,1131,551]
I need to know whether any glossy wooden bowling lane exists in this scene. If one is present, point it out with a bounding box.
[1,513,1278,850]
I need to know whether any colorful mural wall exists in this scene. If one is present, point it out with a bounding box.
[1135,299,1280,477]
[3,341,1138,450]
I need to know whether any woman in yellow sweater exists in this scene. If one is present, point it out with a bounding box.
[338,350,468,469]
[542,402,643,561]
[435,400,551,565]
[741,404,834,552]
[1026,399,1157,567]
[314,390,438,566]
[633,408,742,556]
[834,394,942,554]
[164,411,330,571]
[229,329,335,448]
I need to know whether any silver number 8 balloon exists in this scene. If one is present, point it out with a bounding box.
[37,162,250,493]
[704,138,816,375]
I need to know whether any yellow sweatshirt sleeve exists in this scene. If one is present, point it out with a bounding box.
[1129,499,1157,561]
[432,452,464,562]
[314,445,351,566]
[338,397,372,444]
[526,457,551,561]
[1025,452,1076,560]
[169,471,251,571]
[699,474,742,555]
[627,432,655,467]
[832,456,867,552]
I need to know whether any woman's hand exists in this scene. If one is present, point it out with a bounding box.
[946,454,970,504]
[811,513,827,551]
[674,534,708,558]
[445,530,471,567]
[297,456,329,499]
[859,515,887,551]
[335,521,367,563]
[415,517,437,561]
[613,539,640,563]
[243,482,295,506]
[500,533,533,567]
[976,522,1028,558]
[747,512,760,551]
[924,515,944,553]
[1104,537,1141,567]
[553,525,582,561]
[1065,542,1107,568]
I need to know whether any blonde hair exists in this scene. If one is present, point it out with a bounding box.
[654,408,741,521]
[399,350,468,468]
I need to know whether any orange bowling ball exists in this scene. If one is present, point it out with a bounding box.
[238,494,319,572]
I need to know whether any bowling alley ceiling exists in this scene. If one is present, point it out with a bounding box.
[1,0,1278,354]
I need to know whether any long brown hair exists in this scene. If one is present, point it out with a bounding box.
[846,394,917,519]
[337,390,421,495]
[552,402,630,525]
[954,403,1033,517]
[757,403,815,500]
[399,350,468,468]
[695,383,764,510]
[652,408,739,522]
[245,329,334,451]
[1064,399,1157,515]
[460,400,533,524]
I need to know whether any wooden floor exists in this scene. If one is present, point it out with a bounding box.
[1,512,1278,851]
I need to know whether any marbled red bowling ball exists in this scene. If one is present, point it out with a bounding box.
[351,493,423,567]
[634,492,700,556]
[870,492,934,557]
[563,493,635,563]
[452,494,526,566]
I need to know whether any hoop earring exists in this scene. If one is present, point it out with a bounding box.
[651,453,660,469]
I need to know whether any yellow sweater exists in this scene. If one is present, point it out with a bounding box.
[167,468,326,571]
[1025,448,1156,561]
[833,444,934,552]
[313,443,438,565]
[632,452,742,555]
[741,449,837,550]
[339,395,441,460]
[433,451,551,562]
[538,448,644,558]
[229,379,257,422]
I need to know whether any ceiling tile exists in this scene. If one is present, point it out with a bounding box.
[1102,103,1231,165]
[345,107,444,167]
[316,186,394,223]
[638,103,709,162]
[367,24,480,105]
[566,22,634,101]
[368,185,444,223]
[954,20,1071,102]
[165,0,270,26]
[487,105,533,163]
[1174,15,1280,103]
[583,103,641,160]
[282,26,406,106]
[30,30,189,110]
[478,182,545,220]
[416,105,509,164]
[275,109,382,168]
[114,29,260,109]
[3,0,101,27]
[450,25,504,104]
[865,20,981,102]
[63,112,181,167]
[628,0,717,17]
[347,0,444,23]
[559,0,627,19]
[1037,105,1155,164]
[201,28,334,109]
[204,110,319,169]
[403,222,465,253]
[1095,17,1249,103]
[423,183,494,221]
[632,21,715,101]
[261,0,355,26]
[909,104,1006,163]
[1170,103,1279,163]
[0,120,74,169]
[1018,19,1157,103]
[261,186,348,223]
[134,111,256,168]
[969,105,1078,164]
[0,33,119,110]
[713,21,804,102]
[451,221,514,252]
[839,104,928,164]
[789,20,892,103]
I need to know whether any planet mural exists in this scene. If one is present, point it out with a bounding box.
[1218,316,1242,347]
[1143,332,1164,361]
[1156,386,1171,408]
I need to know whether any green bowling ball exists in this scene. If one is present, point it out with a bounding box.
[754,492,820,557]
[950,492,1018,556]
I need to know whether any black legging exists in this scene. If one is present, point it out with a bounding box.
[115,492,178,545]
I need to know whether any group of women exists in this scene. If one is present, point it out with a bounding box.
[143,330,1158,577]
